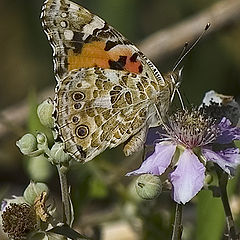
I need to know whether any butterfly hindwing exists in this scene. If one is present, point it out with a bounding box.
[55,67,163,161]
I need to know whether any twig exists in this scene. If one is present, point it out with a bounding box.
[57,165,71,226]
[139,0,240,62]
[215,165,238,240]
[171,203,183,240]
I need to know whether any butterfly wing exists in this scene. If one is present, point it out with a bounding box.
[55,67,164,161]
[41,0,172,161]
[41,0,165,84]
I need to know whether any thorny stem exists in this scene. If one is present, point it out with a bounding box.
[215,165,238,240]
[57,164,71,226]
[171,203,183,240]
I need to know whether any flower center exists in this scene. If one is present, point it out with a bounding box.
[165,109,219,149]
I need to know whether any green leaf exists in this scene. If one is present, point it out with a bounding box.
[48,224,92,240]
[196,171,239,240]
[196,190,225,240]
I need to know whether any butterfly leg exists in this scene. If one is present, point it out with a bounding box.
[123,126,147,156]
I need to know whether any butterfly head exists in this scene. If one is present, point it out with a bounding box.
[164,67,183,102]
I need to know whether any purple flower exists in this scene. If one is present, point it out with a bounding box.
[127,110,240,204]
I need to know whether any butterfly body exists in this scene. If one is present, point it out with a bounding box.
[41,0,176,162]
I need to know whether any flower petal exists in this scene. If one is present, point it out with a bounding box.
[126,142,176,176]
[202,147,240,175]
[216,117,240,144]
[169,149,205,204]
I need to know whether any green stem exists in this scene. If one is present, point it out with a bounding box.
[57,165,71,225]
[171,203,183,240]
[215,165,238,240]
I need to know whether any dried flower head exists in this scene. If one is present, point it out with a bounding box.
[2,203,37,240]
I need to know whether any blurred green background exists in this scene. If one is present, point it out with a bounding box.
[0,0,240,239]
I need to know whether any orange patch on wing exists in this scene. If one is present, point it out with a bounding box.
[125,57,142,73]
[68,41,143,74]
[68,41,109,70]
[109,46,143,74]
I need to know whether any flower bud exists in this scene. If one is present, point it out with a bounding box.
[16,133,37,155]
[37,99,54,129]
[49,142,71,164]
[23,182,49,205]
[135,174,162,200]
[36,133,49,153]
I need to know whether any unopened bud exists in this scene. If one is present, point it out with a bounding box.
[49,142,71,164]
[135,174,162,200]
[16,133,37,155]
[37,99,54,129]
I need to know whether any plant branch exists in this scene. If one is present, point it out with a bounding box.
[139,0,240,62]
[57,165,71,226]
[215,165,238,240]
[171,203,183,240]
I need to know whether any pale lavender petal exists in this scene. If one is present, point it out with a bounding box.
[170,149,205,204]
[126,142,176,176]
[216,117,240,144]
[1,200,7,212]
[202,147,240,175]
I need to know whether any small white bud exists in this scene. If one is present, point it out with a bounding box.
[36,133,50,154]
[37,99,54,129]
[135,174,162,200]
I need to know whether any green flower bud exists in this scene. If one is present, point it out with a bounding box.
[204,173,213,185]
[49,142,72,164]
[16,133,37,155]
[23,182,49,205]
[37,99,54,129]
[135,174,162,200]
[37,133,50,154]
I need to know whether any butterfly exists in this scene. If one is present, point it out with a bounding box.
[41,0,180,162]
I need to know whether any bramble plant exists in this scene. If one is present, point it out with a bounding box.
[1,0,240,239]
[1,90,240,240]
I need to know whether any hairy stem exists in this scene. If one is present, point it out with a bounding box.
[216,165,238,239]
[171,203,183,240]
[57,165,71,225]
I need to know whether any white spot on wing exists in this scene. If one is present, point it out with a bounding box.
[70,2,80,10]
[64,30,74,40]
[60,21,67,28]
[61,12,67,18]
[104,71,119,83]
[93,96,112,108]
[82,15,105,41]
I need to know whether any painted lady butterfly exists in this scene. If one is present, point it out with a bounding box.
[41,0,180,162]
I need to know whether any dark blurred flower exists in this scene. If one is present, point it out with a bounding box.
[1,203,37,240]
[127,109,240,204]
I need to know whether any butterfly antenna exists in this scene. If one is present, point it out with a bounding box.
[173,23,211,72]
[172,42,189,72]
